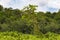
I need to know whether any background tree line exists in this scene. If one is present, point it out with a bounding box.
[0,5,60,35]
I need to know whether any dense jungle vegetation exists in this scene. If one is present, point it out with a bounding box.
[0,5,60,40]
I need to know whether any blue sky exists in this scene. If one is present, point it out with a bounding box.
[0,0,60,12]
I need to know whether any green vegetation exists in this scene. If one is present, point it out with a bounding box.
[0,5,60,40]
[0,32,60,40]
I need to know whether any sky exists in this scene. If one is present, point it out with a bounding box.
[0,0,60,12]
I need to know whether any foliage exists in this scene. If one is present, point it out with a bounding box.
[0,32,60,40]
[0,5,60,35]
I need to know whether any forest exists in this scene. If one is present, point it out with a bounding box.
[0,5,60,40]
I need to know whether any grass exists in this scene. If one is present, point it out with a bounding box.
[0,31,60,40]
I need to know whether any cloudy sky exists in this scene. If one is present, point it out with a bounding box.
[0,0,60,12]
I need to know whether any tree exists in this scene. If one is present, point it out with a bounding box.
[0,5,3,11]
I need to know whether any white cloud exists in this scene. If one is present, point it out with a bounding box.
[0,0,60,12]
[0,0,11,7]
[47,0,60,8]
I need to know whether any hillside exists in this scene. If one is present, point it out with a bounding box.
[0,5,60,40]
